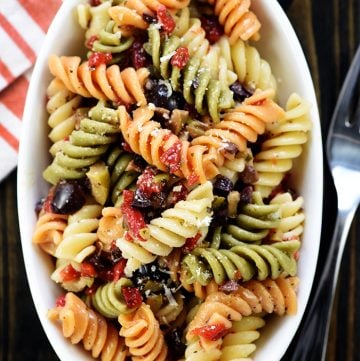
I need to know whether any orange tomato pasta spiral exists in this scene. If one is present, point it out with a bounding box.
[108,0,190,33]
[191,89,286,161]
[118,105,219,182]
[32,210,68,256]
[207,0,261,44]
[97,207,125,250]
[118,303,168,361]
[186,277,299,348]
[180,272,219,300]
[48,292,127,361]
[48,55,149,106]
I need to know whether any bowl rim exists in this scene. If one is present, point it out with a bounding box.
[17,1,323,360]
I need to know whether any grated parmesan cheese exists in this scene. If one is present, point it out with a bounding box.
[160,51,177,63]
[163,284,178,306]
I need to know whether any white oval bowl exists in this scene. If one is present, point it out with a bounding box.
[17,1,323,360]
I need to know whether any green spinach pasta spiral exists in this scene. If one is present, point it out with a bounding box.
[91,278,135,318]
[43,101,120,185]
[89,20,134,57]
[146,21,235,122]
[106,145,140,206]
[221,191,280,245]
[181,239,300,285]
[77,0,125,45]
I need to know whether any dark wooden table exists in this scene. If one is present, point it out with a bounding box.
[0,0,359,360]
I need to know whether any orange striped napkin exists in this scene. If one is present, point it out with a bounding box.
[0,0,62,182]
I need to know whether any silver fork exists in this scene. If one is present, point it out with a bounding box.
[284,45,360,361]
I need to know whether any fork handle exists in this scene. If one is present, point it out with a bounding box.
[284,206,357,361]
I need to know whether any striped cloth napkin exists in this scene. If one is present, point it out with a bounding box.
[0,0,62,183]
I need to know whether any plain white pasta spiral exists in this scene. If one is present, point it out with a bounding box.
[184,339,222,361]
[254,93,312,198]
[229,37,277,94]
[55,204,103,262]
[220,316,265,361]
[46,78,87,153]
[270,192,305,242]
[117,181,214,276]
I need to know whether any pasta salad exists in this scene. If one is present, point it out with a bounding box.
[32,0,312,360]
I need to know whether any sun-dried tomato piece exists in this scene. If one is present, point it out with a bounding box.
[136,166,165,197]
[56,294,66,308]
[121,190,147,241]
[192,324,228,341]
[122,141,134,153]
[80,262,97,278]
[187,173,200,187]
[42,187,55,213]
[122,286,143,308]
[160,141,182,173]
[85,284,99,296]
[170,183,188,204]
[113,259,127,282]
[183,232,202,252]
[171,47,190,69]
[88,52,112,68]
[86,35,99,50]
[156,5,175,34]
[60,264,81,282]
[89,0,101,6]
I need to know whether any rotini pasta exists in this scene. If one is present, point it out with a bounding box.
[97,206,126,248]
[253,93,312,197]
[54,203,103,263]
[106,146,140,206]
[270,192,305,242]
[46,78,86,150]
[32,210,68,256]
[220,316,265,361]
[229,37,277,93]
[119,105,220,182]
[91,278,136,318]
[191,89,286,159]
[207,0,261,44]
[184,339,222,361]
[180,277,219,300]
[182,239,300,285]
[186,277,298,346]
[43,101,120,185]
[48,292,127,361]
[48,55,149,106]
[221,191,280,244]
[117,181,214,275]
[118,303,168,361]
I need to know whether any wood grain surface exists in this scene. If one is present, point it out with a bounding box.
[0,0,359,360]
